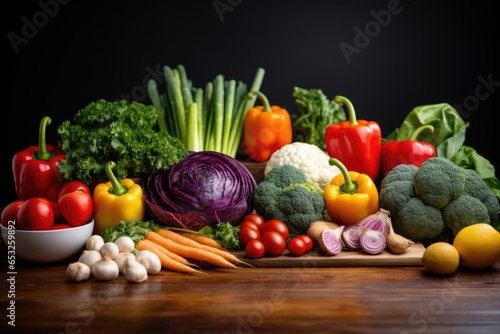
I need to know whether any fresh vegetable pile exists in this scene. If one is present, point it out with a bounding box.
[2,65,500,280]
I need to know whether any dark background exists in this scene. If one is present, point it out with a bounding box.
[2,0,499,207]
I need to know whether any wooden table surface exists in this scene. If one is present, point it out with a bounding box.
[1,238,499,334]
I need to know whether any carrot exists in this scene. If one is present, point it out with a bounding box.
[157,228,252,268]
[145,231,238,269]
[175,231,225,250]
[140,239,198,268]
[136,240,207,276]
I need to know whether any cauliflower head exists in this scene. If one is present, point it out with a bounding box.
[264,142,341,189]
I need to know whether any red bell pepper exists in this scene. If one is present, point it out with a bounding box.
[324,96,382,181]
[380,125,436,176]
[12,116,66,202]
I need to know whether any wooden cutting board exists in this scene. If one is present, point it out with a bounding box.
[233,243,425,267]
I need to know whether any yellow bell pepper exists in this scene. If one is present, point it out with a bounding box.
[323,158,379,226]
[92,161,145,235]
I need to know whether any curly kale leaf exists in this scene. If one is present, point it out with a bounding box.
[57,99,186,184]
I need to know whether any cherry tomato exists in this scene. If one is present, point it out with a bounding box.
[240,221,260,232]
[297,235,314,253]
[242,213,265,232]
[288,237,307,256]
[245,239,265,259]
[239,226,260,247]
[262,219,289,240]
[260,231,286,256]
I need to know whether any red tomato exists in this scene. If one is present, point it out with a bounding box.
[48,200,66,226]
[239,227,260,247]
[52,223,72,230]
[242,213,266,232]
[17,198,54,230]
[58,181,90,199]
[245,239,265,259]
[288,237,307,256]
[240,221,260,232]
[58,189,93,227]
[262,219,289,240]
[297,235,314,253]
[260,231,286,256]
[1,200,24,227]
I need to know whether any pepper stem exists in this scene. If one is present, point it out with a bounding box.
[35,116,54,161]
[329,158,358,194]
[334,95,357,126]
[105,161,128,196]
[409,125,434,141]
[248,90,272,112]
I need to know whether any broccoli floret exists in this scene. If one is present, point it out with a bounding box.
[263,164,307,188]
[462,168,500,225]
[277,183,325,234]
[394,197,446,241]
[252,164,326,235]
[442,195,491,235]
[379,164,418,216]
[413,157,466,209]
[379,157,498,241]
[381,164,419,189]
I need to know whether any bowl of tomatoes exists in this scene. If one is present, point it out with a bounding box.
[1,219,94,263]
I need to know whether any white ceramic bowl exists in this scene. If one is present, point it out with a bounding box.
[1,219,94,263]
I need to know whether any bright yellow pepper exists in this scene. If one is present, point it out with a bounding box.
[92,161,145,235]
[323,158,379,226]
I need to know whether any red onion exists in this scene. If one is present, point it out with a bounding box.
[359,230,387,255]
[356,209,390,238]
[318,226,345,255]
[341,225,367,251]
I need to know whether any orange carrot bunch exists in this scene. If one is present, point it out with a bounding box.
[102,220,251,276]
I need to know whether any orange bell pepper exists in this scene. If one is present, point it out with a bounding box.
[242,90,292,162]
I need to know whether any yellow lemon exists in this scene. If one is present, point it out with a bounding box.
[452,223,500,269]
[422,242,460,275]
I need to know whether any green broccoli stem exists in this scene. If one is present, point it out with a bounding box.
[329,158,358,194]
[334,95,357,126]
[248,90,272,112]
[409,125,434,140]
[104,161,128,196]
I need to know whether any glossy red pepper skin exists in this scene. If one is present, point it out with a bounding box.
[325,96,381,181]
[380,125,436,176]
[13,145,66,203]
[12,117,66,202]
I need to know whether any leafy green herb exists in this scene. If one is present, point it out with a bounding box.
[198,222,241,251]
[101,219,160,243]
[57,99,187,184]
[292,87,346,151]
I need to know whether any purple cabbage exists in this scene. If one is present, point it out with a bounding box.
[143,151,256,230]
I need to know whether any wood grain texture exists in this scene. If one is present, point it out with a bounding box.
[1,239,499,334]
